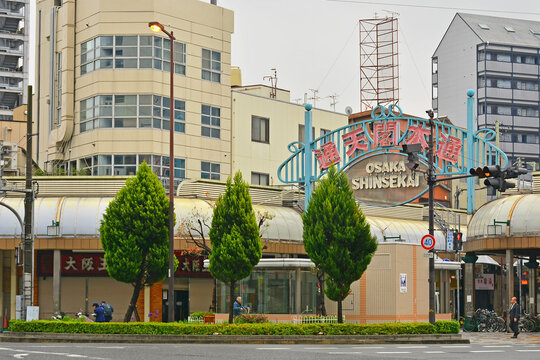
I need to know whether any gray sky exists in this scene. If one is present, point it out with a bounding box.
[219,0,540,116]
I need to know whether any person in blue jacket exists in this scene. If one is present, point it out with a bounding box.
[233,297,249,317]
[92,302,105,322]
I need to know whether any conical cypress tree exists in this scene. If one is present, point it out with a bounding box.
[100,162,176,322]
[303,166,377,323]
[209,171,262,323]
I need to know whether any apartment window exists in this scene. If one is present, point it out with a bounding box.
[201,161,220,180]
[515,80,538,91]
[79,154,185,179]
[202,48,221,83]
[251,172,270,186]
[201,105,220,138]
[320,128,331,144]
[80,35,186,75]
[80,94,185,133]
[252,115,269,143]
[298,124,316,145]
[431,57,438,74]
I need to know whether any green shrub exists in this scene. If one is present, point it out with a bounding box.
[7,320,446,336]
[434,320,460,334]
[234,314,269,324]
[189,312,214,318]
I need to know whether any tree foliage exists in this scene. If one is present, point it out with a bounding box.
[209,171,262,323]
[100,162,176,322]
[303,166,377,323]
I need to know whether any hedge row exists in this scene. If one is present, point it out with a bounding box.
[8,320,459,335]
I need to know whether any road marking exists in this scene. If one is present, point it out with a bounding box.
[304,347,338,350]
[377,351,411,354]
[516,349,540,352]
[95,347,125,349]
[328,352,362,355]
[441,345,471,348]
[352,346,384,349]
[483,345,511,348]
[13,355,28,359]
[470,350,504,353]
[424,351,445,354]
[256,347,290,350]
[398,346,427,348]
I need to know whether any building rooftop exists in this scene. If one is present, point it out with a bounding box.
[457,12,540,48]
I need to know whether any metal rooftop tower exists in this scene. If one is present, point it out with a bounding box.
[359,17,399,112]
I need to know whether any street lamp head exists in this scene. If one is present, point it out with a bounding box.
[148,21,164,32]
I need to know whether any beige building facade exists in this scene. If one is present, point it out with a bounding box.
[35,0,233,185]
[231,84,348,186]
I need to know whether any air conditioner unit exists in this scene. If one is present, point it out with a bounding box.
[0,141,18,171]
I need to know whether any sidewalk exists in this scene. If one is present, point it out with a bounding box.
[464,331,540,345]
[0,332,468,344]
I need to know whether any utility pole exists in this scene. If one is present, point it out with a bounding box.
[22,85,34,318]
[426,109,436,325]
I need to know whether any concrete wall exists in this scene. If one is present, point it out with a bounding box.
[433,15,480,128]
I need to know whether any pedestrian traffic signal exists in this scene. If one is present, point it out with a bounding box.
[452,231,463,251]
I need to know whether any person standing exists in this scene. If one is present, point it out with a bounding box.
[92,302,105,323]
[509,296,520,338]
[233,297,249,317]
[101,300,114,322]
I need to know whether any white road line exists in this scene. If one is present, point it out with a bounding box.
[351,346,384,349]
[398,346,427,349]
[424,351,445,354]
[470,350,504,353]
[516,349,540,352]
[304,347,338,350]
[377,351,411,354]
[441,345,471,348]
[256,348,290,350]
[13,355,28,359]
[483,345,511,348]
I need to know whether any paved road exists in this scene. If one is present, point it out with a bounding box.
[0,339,538,360]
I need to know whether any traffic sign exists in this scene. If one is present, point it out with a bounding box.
[421,234,436,251]
[447,232,453,251]
[423,252,434,258]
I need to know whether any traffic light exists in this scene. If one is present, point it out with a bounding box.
[469,165,528,195]
[453,231,463,251]
[402,143,423,171]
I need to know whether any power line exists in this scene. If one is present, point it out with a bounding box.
[398,22,430,100]
[316,22,359,91]
[326,0,540,16]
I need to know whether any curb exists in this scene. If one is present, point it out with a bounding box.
[0,332,469,344]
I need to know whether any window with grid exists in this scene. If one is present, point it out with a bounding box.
[251,172,269,186]
[251,115,269,143]
[201,104,220,138]
[78,154,185,179]
[79,94,185,133]
[202,48,221,83]
[80,35,186,75]
[201,161,220,180]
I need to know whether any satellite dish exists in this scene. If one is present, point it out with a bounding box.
[345,106,353,116]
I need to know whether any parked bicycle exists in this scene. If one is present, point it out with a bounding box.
[519,312,538,332]
[465,308,506,332]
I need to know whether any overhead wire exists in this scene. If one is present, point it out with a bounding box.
[398,22,430,100]
[326,0,540,16]
[316,22,359,92]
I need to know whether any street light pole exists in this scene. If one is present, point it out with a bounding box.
[149,21,176,323]
[426,109,436,325]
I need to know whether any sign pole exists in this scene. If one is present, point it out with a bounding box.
[427,110,436,325]
[304,104,313,209]
[466,89,475,214]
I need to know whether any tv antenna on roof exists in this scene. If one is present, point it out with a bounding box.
[263,68,278,99]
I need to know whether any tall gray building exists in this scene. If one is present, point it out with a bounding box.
[0,0,29,121]
[433,13,540,169]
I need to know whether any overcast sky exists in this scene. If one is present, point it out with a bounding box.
[218,0,540,116]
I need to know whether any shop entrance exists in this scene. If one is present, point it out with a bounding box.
[162,290,189,322]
